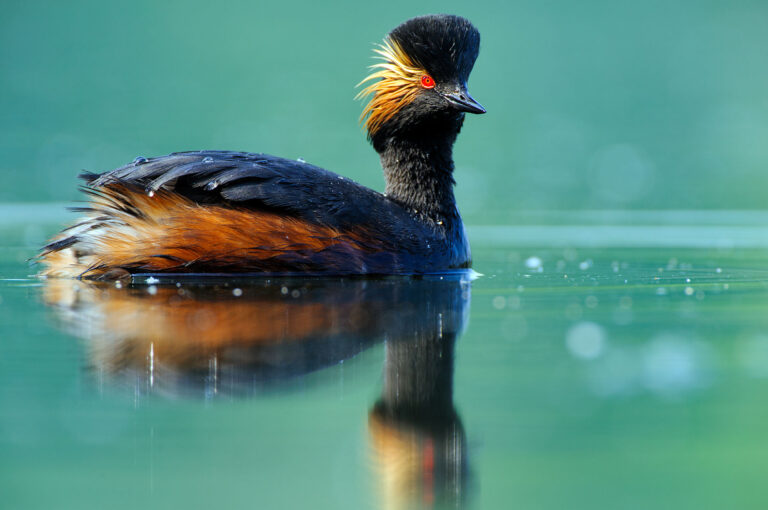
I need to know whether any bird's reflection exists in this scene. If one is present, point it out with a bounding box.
[370,317,469,510]
[43,273,472,508]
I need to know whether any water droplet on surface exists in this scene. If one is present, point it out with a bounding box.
[232,288,243,297]
[524,256,543,270]
[280,286,288,295]
[147,190,155,197]
[297,157,305,163]
[684,286,694,296]
[202,156,214,163]
[204,181,219,191]
[133,156,148,165]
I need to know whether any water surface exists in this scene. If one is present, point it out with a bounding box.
[2,211,768,509]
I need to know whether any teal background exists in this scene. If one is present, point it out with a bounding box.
[3,1,768,509]
[2,0,768,218]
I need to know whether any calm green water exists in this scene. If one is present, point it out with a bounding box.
[3,212,768,509]
[3,1,768,507]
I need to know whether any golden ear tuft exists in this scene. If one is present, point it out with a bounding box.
[356,38,427,136]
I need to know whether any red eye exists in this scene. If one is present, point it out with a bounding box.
[420,75,435,89]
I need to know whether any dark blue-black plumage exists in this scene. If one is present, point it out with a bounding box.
[87,149,471,273]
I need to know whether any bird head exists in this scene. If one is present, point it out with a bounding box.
[358,15,485,141]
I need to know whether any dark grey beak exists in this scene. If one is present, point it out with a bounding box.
[443,86,486,114]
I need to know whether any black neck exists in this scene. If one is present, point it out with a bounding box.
[373,115,463,221]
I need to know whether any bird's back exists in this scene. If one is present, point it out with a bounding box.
[39,151,469,278]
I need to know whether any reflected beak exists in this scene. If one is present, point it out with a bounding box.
[443,86,486,114]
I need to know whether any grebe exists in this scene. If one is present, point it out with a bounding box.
[39,14,485,279]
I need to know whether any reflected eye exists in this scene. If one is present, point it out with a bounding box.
[420,75,435,89]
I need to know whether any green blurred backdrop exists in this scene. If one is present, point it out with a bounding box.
[1,0,767,223]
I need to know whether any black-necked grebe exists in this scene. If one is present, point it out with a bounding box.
[39,15,484,279]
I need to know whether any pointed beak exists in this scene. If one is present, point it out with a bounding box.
[443,86,486,114]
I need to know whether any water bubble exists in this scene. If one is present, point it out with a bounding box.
[642,333,713,396]
[133,156,148,165]
[566,321,606,360]
[232,288,243,297]
[280,286,289,295]
[525,256,543,270]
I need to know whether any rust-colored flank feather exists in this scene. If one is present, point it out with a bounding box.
[40,183,381,278]
[357,38,427,136]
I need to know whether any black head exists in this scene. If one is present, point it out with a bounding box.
[358,15,484,144]
[389,15,480,87]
